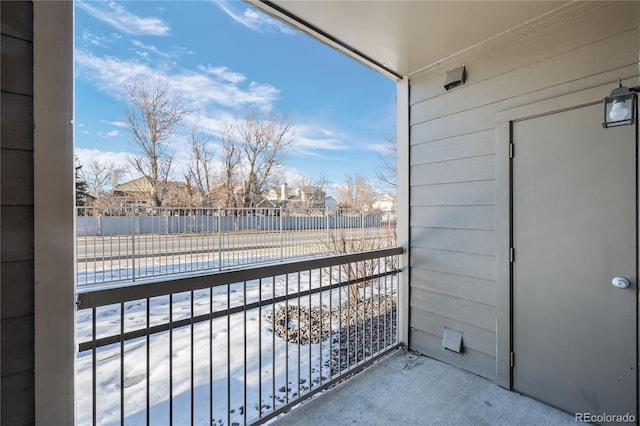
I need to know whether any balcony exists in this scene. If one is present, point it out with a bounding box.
[76,224,402,425]
[74,207,578,425]
[273,349,575,426]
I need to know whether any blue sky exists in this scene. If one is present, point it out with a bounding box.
[74,0,396,192]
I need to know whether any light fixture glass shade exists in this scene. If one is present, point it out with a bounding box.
[603,82,636,128]
[608,101,630,121]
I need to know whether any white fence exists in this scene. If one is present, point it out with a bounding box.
[76,207,397,286]
[77,209,387,237]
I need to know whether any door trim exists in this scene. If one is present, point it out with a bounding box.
[494,80,639,391]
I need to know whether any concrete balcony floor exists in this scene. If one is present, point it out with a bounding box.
[272,349,575,426]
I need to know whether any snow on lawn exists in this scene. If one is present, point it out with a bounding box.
[76,267,395,425]
[77,254,303,286]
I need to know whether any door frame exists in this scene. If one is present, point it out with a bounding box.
[494,82,639,401]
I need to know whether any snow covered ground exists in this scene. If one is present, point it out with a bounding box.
[76,266,397,425]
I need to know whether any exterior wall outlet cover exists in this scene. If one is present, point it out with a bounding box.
[442,328,463,353]
[444,65,466,90]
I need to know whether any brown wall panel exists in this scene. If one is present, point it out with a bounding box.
[1,261,34,319]
[1,370,34,426]
[1,1,33,41]
[1,149,34,206]
[1,93,34,151]
[0,206,34,262]
[1,34,33,96]
[1,315,34,376]
[1,1,35,422]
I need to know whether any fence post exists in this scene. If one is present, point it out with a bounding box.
[279,207,283,261]
[218,212,222,271]
[131,211,136,281]
[325,208,330,249]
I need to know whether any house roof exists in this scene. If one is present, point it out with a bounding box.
[252,1,573,79]
[113,177,188,193]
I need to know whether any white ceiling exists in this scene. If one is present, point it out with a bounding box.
[253,1,571,79]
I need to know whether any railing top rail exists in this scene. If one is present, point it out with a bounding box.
[76,246,404,309]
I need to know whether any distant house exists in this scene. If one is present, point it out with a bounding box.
[265,184,327,209]
[112,177,192,208]
[293,186,326,209]
[372,194,396,212]
[325,195,337,210]
[264,184,291,207]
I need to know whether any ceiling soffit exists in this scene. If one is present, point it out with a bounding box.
[251,1,599,80]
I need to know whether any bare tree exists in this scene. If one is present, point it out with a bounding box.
[336,174,374,210]
[323,226,397,307]
[292,173,329,191]
[218,117,242,208]
[375,137,397,190]
[237,109,294,207]
[125,79,187,207]
[79,159,126,198]
[186,119,216,206]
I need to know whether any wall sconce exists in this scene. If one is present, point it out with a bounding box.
[603,79,640,128]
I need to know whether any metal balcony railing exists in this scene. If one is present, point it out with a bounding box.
[76,206,397,286]
[75,247,403,425]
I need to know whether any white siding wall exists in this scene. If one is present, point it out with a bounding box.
[408,1,640,380]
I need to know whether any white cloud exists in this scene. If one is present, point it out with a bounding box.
[75,50,162,96]
[198,66,246,84]
[130,40,171,59]
[82,31,108,47]
[97,130,120,138]
[215,1,296,35]
[292,124,350,154]
[76,0,170,36]
[75,148,130,171]
[75,50,279,110]
[102,120,128,128]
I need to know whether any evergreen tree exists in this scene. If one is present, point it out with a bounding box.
[75,159,89,207]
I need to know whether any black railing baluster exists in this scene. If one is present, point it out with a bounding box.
[209,287,213,425]
[227,283,231,426]
[75,249,402,426]
[92,307,97,426]
[285,273,289,405]
[243,281,247,426]
[146,298,150,426]
[308,270,312,392]
[258,278,263,419]
[169,294,173,425]
[120,302,125,426]
[271,275,276,412]
[297,271,301,400]
[190,291,194,426]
